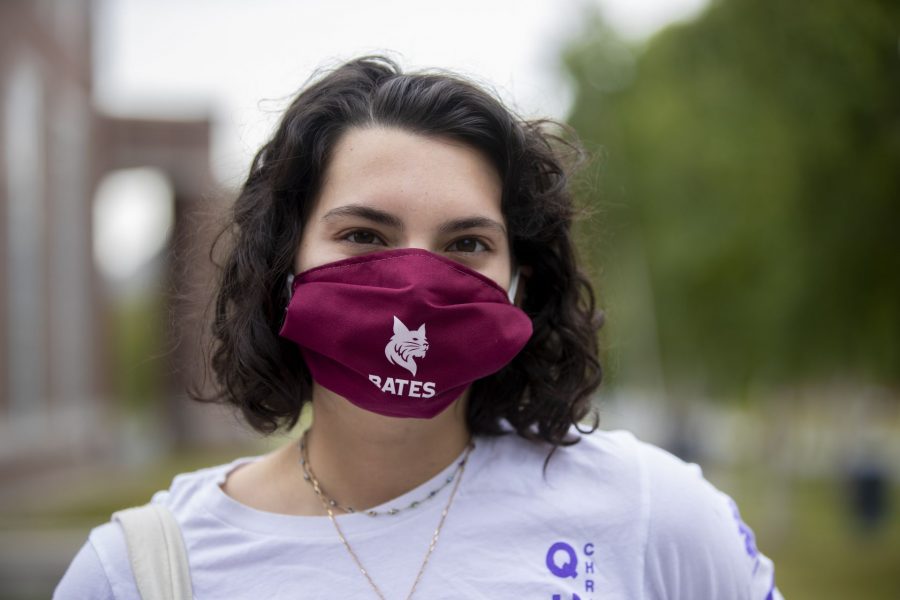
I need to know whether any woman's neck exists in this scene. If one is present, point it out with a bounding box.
[302,385,471,512]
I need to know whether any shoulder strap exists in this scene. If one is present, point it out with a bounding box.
[113,504,194,600]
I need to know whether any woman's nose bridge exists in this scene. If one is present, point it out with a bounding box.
[398,232,437,252]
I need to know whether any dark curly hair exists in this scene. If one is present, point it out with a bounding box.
[200,56,602,447]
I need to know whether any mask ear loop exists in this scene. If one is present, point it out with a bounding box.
[507,268,521,304]
[285,274,295,308]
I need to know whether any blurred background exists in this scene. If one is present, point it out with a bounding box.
[0,0,897,598]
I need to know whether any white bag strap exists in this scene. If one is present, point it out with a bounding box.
[113,504,193,600]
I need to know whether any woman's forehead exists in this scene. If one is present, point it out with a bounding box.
[314,126,504,223]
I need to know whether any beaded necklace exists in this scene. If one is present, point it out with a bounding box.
[298,432,470,517]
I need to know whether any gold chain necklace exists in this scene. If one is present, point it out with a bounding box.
[301,430,474,600]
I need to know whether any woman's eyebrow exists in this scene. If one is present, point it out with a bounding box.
[322,205,506,236]
[321,204,404,229]
[438,217,507,236]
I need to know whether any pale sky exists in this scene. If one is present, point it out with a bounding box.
[93,0,708,185]
[90,0,708,280]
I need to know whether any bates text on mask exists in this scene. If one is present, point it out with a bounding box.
[368,375,436,398]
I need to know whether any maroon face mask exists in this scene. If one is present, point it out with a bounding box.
[279,248,533,419]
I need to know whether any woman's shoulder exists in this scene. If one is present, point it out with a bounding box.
[480,427,659,486]
[151,456,258,510]
[481,428,781,599]
[54,456,261,599]
[468,427,656,519]
[596,430,781,599]
[485,426,731,501]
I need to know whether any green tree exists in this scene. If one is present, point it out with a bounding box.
[565,0,900,395]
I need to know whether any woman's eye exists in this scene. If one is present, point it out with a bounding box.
[447,238,486,253]
[345,230,383,245]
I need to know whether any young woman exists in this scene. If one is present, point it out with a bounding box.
[56,56,782,599]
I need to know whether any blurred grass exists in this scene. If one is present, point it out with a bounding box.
[719,469,900,600]
[110,292,167,414]
[0,447,257,530]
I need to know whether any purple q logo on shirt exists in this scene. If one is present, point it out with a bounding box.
[546,542,578,579]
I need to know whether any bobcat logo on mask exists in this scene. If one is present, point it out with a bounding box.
[385,316,429,376]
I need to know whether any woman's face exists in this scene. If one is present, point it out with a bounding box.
[296,126,512,291]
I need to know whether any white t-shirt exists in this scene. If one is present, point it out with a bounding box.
[55,429,782,599]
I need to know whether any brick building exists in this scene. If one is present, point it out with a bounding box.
[0,0,223,475]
